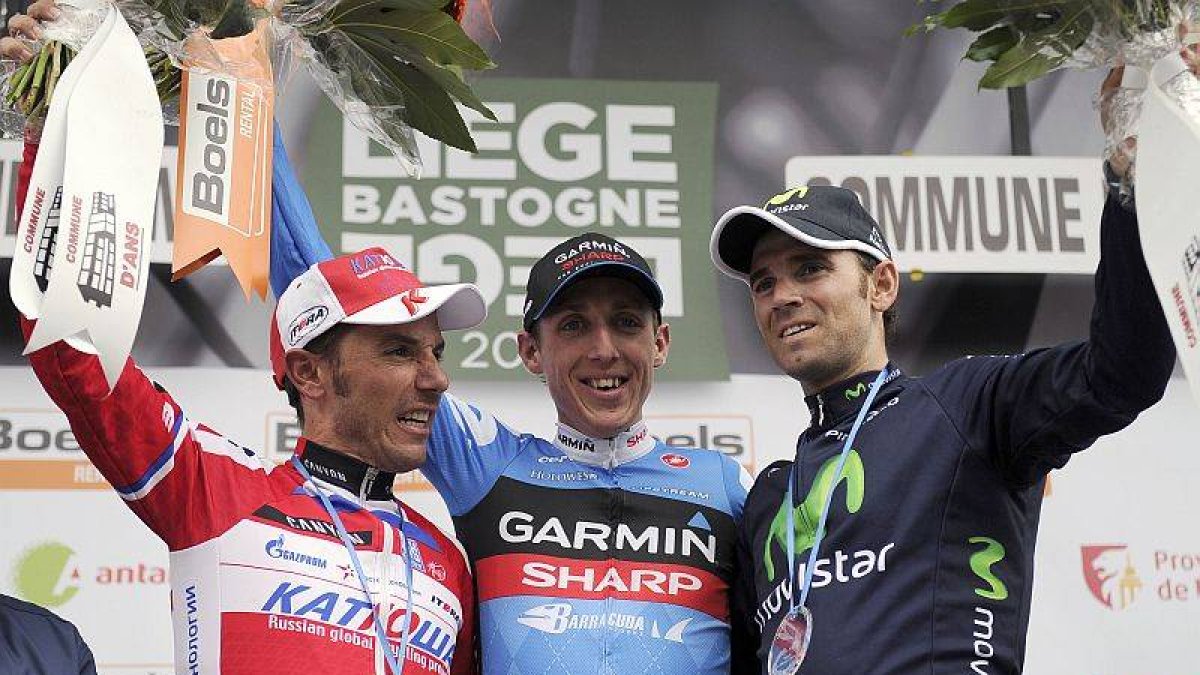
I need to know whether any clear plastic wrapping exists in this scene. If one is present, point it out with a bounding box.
[1,0,493,175]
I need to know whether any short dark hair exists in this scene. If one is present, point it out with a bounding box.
[282,323,350,425]
[856,252,898,342]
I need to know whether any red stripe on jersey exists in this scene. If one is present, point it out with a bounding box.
[475,553,729,620]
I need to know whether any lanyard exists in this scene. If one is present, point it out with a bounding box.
[785,367,888,613]
[292,457,413,675]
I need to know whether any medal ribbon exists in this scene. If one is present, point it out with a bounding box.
[786,367,889,613]
[292,457,412,674]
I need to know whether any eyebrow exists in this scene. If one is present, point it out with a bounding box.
[748,250,832,284]
[379,331,444,353]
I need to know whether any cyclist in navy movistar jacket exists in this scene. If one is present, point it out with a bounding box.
[710,69,1178,674]
[421,234,751,675]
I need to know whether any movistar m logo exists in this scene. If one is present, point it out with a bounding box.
[765,186,809,207]
[844,383,867,400]
[968,536,1008,601]
[764,451,865,581]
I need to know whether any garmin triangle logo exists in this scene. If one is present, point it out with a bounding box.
[688,512,712,531]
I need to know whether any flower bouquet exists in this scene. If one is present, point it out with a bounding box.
[910,0,1199,178]
[3,0,495,170]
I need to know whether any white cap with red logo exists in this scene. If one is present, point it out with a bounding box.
[270,247,486,387]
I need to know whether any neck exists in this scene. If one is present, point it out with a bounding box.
[800,344,889,396]
[294,438,397,502]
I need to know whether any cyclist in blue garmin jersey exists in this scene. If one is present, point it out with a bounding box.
[710,67,1181,675]
[420,233,752,675]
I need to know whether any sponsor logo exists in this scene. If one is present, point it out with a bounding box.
[764,451,865,581]
[75,192,119,308]
[1171,284,1197,348]
[253,505,374,546]
[753,543,895,632]
[350,251,404,278]
[500,511,717,565]
[517,603,691,642]
[12,542,80,608]
[399,288,428,315]
[968,537,1008,601]
[764,186,809,209]
[556,432,595,453]
[183,76,235,224]
[869,227,887,252]
[404,538,426,574]
[429,593,461,624]
[967,536,1008,675]
[10,541,167,609]
[288,306,329,346]
[536,455,568,463]
[653,415,753,460]
[1081,545,1141,610]
[633,485,710,501]
[260,583,456,663]
[183,582,201,672]
[265,535,328,570]
[1077,544,1200,608]
[626,428,648,448]
[428,562,447,582]
[1172,235,1199,348]
[522,562,701,596]
[661,453,690,469]
[529,469,599,482]
[554,239,629,267]
[843,383,867,400]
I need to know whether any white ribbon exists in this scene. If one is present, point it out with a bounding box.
[1132,50,1200,408]
[21,6,165,389]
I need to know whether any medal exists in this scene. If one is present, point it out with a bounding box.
[773,367,889,673]
[768,606,813,675]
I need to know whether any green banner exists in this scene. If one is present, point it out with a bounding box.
[302,78,726,380]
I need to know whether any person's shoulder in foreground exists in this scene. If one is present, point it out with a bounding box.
[0,594,97,675]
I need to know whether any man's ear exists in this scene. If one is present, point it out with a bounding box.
[284,349,326,402]
[871,260,900,314]
[652,322,670,368]
[517,330,543,376]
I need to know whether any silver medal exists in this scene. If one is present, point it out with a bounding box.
[767,605,813,675]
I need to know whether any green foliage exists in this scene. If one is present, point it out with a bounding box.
[5,0,495,154]
[910,0,1184,89]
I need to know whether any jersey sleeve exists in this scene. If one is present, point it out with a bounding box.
[729,511,762,675]
[421,392,526,516]
[23,326,276,550]
[722,456,753,523]
[448,545,478,675]
[925,191,1176,487]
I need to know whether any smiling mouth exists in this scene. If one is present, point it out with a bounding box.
[779,323,815,338]
[397,410,432,430]
[582,377,628,392]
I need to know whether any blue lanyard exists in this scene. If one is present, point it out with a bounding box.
[786,367,888,613]
[292,457,412,675]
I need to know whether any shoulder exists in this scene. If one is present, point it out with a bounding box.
[0,594,85,638]
[401,504,471,572]
[746,460,791,504]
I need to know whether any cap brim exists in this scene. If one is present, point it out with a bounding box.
[343,283,487,331]
[526,261,664,329]
[710,206,888,283]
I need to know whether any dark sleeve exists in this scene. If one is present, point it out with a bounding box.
[929,191,1176,488]
[729,521,761,675]
[73,626,97,675]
